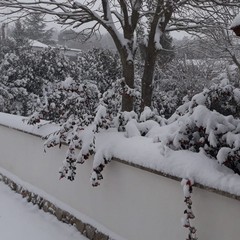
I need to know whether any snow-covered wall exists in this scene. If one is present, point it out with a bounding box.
[0,121,240,240]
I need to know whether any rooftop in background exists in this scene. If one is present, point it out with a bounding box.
[29,39,82,59]
[29,40,49,49]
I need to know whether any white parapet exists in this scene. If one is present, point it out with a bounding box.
[0,119,240,240]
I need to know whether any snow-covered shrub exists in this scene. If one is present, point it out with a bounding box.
[27,70,147,186]
[0,46,78,116]
[57,105,110,182]
[206,82,240,118]
[29,77,101,124]
[152,58,220,117]
[77,48,122,93]
[28,76,141,184]
[139,106,166,126]
[28,76,111,182]
[101,77,141,122]
[152,89,182,118]
[23,51,240,186]
[155,81,240,174]
[0,51,40,115]
[89,80,240,185]
[0,37,23,61]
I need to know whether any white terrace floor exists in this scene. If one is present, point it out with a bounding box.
[0,181,88,240]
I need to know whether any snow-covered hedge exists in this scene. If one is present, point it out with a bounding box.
[89,80,240,185]
[160,81,240,174]
[25,73,240,187]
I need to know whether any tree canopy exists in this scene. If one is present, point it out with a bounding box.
[1,1,240,111]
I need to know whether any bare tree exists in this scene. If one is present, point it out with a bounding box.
[194,6,240,67]
[1,0,240,111]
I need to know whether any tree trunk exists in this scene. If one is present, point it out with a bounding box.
[1,23,6,41]
[140,3,160,110]
[106,27,135,112]
[140,2,173,111]
[121,58,134,111]
[141,50,157,109]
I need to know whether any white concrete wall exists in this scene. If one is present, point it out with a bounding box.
[0,124,240,240]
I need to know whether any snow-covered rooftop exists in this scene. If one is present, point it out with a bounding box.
[29,40,49,48]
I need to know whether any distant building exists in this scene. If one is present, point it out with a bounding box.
[29,40,49,51]
[29,39,82,59]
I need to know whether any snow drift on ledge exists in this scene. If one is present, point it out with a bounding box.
[0,112,240,197]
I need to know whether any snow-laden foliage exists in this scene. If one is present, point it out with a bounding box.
[77,48,122,93]
[153,58,220,117]
[28,77,100,124]
[32,94,111,183]
[1,32,235,186]
[123,106,166,138]
[27,75,141,185]
[0,46,78,116]
[181,179,197,240]
[56,104,110,183]
[0,36,26,60]
[152,89,182,118]
[26,72,240,186]
[152,80,240,174]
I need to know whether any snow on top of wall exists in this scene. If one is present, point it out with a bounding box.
[0,112,240,197]
[231,13,240,29]
[95,131,240,196]
[0,113,59,138]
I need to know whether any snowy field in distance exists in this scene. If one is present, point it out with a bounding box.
[0,181,88,240]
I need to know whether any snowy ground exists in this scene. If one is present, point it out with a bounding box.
[0,181,88,240]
